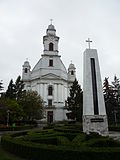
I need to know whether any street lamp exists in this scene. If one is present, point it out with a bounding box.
[7,110,10,127]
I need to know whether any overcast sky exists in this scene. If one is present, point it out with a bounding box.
[0,0,120,91]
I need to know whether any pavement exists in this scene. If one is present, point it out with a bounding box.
[109,131,120,141]
[0,131,12,142]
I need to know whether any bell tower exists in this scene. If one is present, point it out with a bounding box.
[68,62,76,82]
[43,21,59,56]
[22,60,31,81]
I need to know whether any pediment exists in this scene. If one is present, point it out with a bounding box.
[41,73,61,80]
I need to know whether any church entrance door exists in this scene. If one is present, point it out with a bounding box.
[47,111,53,124]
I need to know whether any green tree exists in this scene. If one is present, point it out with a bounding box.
[15,75,24,100]
[66,79,83,122]
[111,75,120,124]
[20,90,43,121]
[103,77,117,125]
[0,80,3,91]
[0,98,24,124]
[5,76,24,100]
[112,75,120,100]
[0,99,8,124]
[5,79,16,99]
[6,99,24,123]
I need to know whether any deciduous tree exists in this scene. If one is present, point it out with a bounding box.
[20,90,43,121]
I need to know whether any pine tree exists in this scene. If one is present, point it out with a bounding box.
[66,79,83,122]
[103,77,117,125]
[5,76,24,100]
[15,75,24,100]
[5,79,16,99]
[111,75,120,124]
[0,80,3,91]
[112,75,120,101]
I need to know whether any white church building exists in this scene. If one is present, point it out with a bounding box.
[22,23,76,123]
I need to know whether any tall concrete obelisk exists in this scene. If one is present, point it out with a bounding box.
[83,38,108,136]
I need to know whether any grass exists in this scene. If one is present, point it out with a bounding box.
[0,146,25,160]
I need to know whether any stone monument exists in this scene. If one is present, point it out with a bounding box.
[83,38,108,136]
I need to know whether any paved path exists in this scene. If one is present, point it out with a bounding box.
[109,131,120,141]
[0,131,10,142]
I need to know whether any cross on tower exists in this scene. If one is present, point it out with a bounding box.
[50,19,53,24]
[86,38,92,49]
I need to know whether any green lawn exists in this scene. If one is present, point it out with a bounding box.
[0,146,25,160]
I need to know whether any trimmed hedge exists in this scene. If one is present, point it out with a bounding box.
[109,125,120,131]
[88,138,120,147]
[0,125,36,131]
[1,129,120,160]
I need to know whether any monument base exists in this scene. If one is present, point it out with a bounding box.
[83,115,108,136]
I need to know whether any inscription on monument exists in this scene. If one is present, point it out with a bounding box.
[91,118,104,123]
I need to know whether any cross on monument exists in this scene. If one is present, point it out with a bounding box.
[86,38,92,49]
[50,19,53,24]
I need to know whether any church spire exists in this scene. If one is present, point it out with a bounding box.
[43,22,59,55]
[50,19,53,24]
[46,22,56,36]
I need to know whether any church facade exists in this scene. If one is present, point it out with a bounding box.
[22,23,76,123]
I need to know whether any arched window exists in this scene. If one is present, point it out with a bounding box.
[71,70,74,75]
[49,43,54,51]
[48,86,53,95]
[25,68,28,73]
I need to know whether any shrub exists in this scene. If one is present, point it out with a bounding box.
[0,124,36,131]
[57,136,70,146]
[109,125,120,131]
[1,129,120,160]
[54,127,80,133]
[84,132,101,141]
[72,133,86,146]
[88,138,120,147]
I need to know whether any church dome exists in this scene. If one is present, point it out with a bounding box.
[23,60,30,67]
[48,24,56,31]
[68,63,76,69]
[46,24,56,36]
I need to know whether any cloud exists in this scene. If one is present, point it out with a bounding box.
[0,0,120,91]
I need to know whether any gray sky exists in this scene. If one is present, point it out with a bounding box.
[0,0,120,91]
